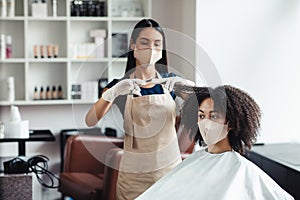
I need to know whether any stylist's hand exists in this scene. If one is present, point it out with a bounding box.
[151,77,195,92]
[102,79,146,102]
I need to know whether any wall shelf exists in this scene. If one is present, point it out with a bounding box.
[27,17,68,21]
[0,0,151,106]
[28,58,68,63]
[71,58,110,63]
[0,59,26,63]
[70,17,109,21]
[111,17,146,21]
[0,100,95,106]
[0,17,25,21]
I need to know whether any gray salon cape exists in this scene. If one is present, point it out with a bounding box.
[136,148,294,200]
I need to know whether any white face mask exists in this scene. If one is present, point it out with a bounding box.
[134,47,162,68]
[197,119,229,146]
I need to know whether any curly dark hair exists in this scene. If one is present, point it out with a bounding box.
[180,85,261,154]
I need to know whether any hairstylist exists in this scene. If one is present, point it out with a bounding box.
[85,18,194,200]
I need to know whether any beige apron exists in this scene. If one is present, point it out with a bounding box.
[116,73,182,200]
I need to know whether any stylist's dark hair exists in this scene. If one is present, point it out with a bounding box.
[181,85,261,155]
[125,19,168,74]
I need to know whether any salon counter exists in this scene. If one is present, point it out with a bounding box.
[245,143,300,200]
[0,130,55,156]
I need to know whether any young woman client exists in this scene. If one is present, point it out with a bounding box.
[136,85,294,200]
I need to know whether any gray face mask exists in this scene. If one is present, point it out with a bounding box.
[197,119,229,146]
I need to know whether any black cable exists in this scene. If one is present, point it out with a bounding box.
[4,155,61,188]
[27,155,61,189]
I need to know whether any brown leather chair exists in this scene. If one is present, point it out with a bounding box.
[98,135,193,200]
[58,135,123,200]
[102,148,124,200]
[58,124,194,200]
[99,146,191,200]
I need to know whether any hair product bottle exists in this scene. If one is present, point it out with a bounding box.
[6,35,12,58]
[0,34,5,60]
[52,0,57,17]
[47,45,53,58]
[40,45,45,58]
[7,0,14,17]
[7,76,15,102]
[33,86,38,100]
[33,45,39,58]
[52,85,57,99]
[40,86,44,100]
[46,86,51,99]
[58,85,63,99]
[53,45,58,58]
[1,0,7,17]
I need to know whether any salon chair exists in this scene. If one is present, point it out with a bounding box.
[58,135,123,200]
[100,147,191,200]
[60,127,117,172]
[98,125,194,199]
[102,147,124,200]
[58,122,194,199]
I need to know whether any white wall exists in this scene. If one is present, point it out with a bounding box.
[152,0,196,81]
[196,0,300,143]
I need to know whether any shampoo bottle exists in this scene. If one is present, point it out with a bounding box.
[0,34,5,60]
[7,0,14,17]
[1,0,7,17]
[7,76,15,102]
[6,35,12,58]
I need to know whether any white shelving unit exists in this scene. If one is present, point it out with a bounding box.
[0,0,151,105]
